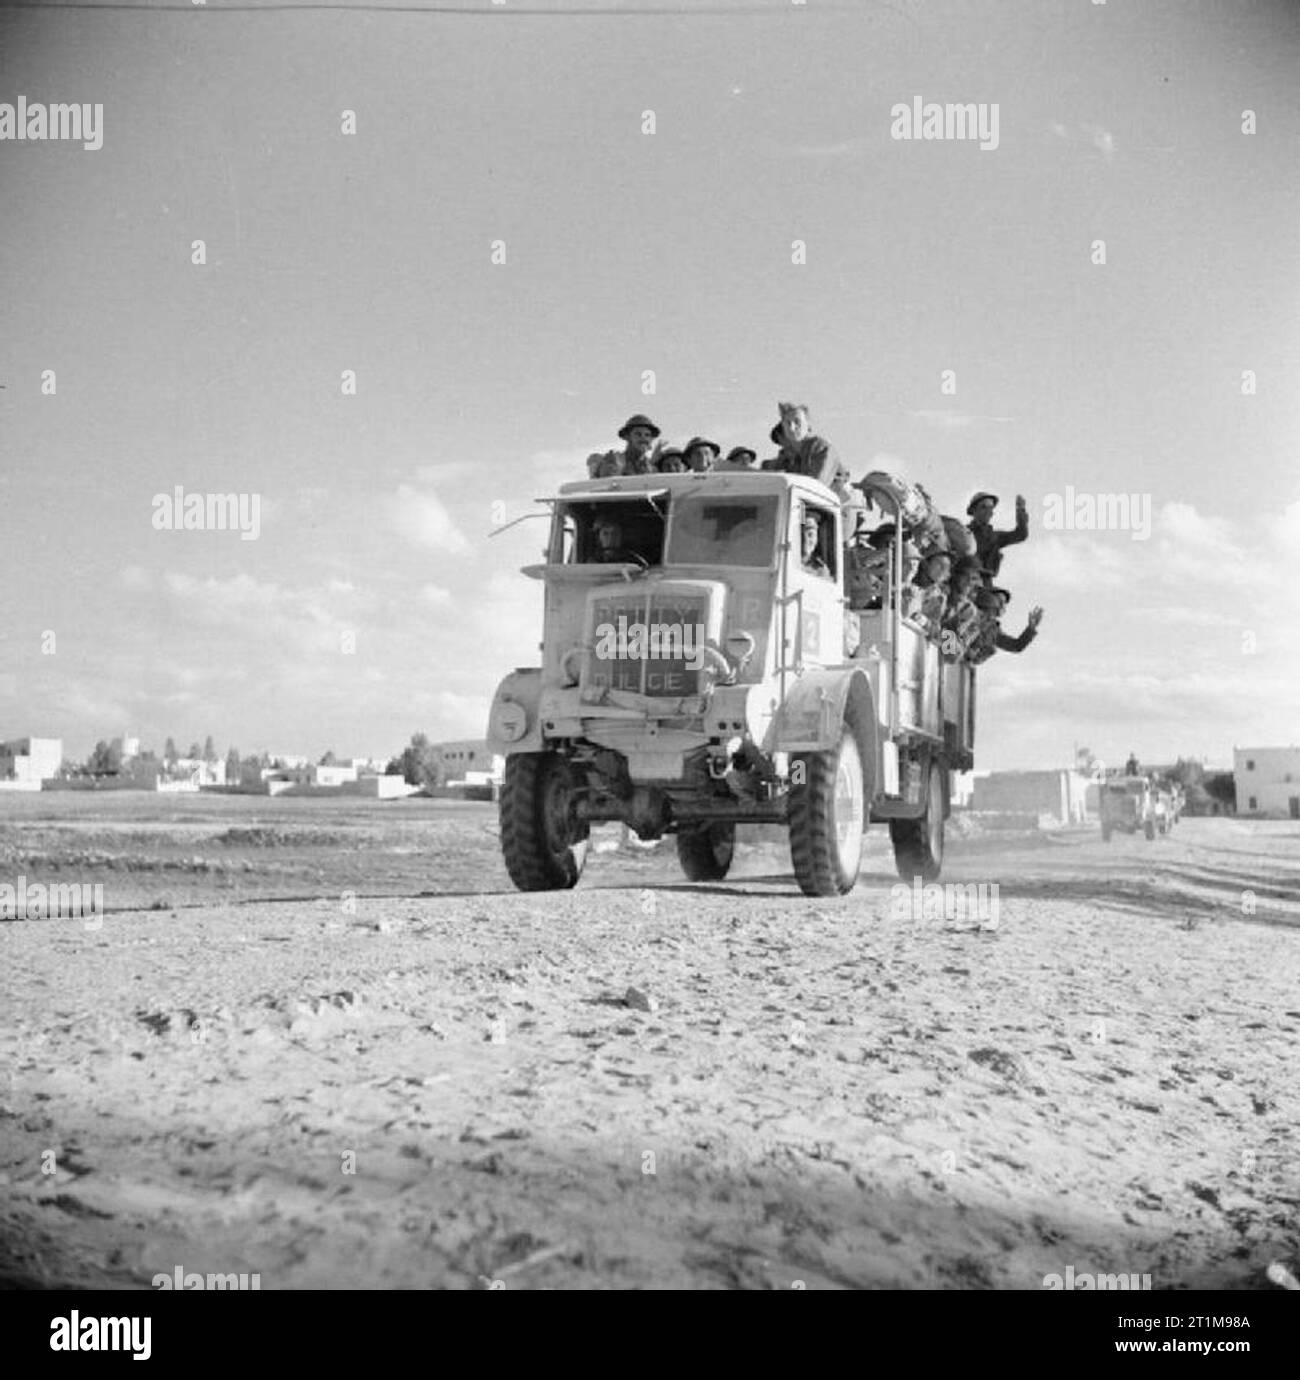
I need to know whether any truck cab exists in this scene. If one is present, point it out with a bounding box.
[1100,774,1162,841]
[486,471,976,896]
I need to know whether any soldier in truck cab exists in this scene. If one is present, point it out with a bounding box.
[590,516,647,566]
[801,512,829,576]
[587,414,662,478]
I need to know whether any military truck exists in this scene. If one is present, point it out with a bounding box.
[1099,775,1164,841]
[485,470,976,896]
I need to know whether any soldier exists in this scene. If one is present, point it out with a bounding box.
[683,436,721,474]
[587,414,662,478]
[801,511,829,575]
[1125,752,1140,776]
[966,491,1028,582]
[591,516,647,566]
[941,557,986,657]
[968,586,1043,663]
[657,446,686,474]
[912,551,951,628]
[716,445,757,472]
[767,402,848,492]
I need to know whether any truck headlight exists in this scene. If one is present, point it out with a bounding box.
[494,701,527,743]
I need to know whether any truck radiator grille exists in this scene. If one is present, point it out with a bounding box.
[584,591,711,699]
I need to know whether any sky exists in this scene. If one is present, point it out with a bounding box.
[1,0,1298,770]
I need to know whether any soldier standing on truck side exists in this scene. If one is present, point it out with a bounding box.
[587,414,662,478]
[941,557,986,656]
[968,586,1043,664]
[912,550,952,628]
[683,436,721,473]
[966,492,1029,583]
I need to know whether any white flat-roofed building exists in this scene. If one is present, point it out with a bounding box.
[1234,746,1300,818]
[432,739,504,784]
[0,737,63,788]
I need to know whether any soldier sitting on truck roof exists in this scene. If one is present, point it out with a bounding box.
[967,586,1043,664]
[587,414,663,478]
[767,403,853,494]
[714,445,757,472]
[966,492,1029,583]
[683,436,720,474]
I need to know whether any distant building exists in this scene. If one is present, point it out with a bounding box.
[430,739,503,785]
[313,763,359,787]
[167,757,226,788]
[971,768,1091,825]
[111,735,141,762]
[0,737,63,789]
[1234,746,1300,818]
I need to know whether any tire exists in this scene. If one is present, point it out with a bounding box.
[788,722,866,897]
[891,761,946,882]
[499,752,589,891]
[676,822,735,882]
[1144,818,1155,841]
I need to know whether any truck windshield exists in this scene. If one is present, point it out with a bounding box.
[666,494,780,568]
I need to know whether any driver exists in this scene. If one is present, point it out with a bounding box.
[801,513,829,575]
[592,517,645,566]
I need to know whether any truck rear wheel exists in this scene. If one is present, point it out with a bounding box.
[675,822,735,882]
[788,723,866,897]
[499,752,589,891]
[891,761,946,882]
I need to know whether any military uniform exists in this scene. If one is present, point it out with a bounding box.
[966,492,1028,581]
[587,413,663,478]
[714,446,757,472]
[683,436,720,474]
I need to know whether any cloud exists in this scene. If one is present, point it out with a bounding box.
[390,484,470,553]
[420,583,452,606]
[792,137,873,159]
[907,409,1016,430]
[1013,534,1135,589]
[120,565,151,591]
[1049,121,1116,162]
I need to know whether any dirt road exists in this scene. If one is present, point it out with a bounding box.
[2,816,1297,1290]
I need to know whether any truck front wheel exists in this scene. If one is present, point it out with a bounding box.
[499,753,589,891]
[891,761,946,882]
[788,724,866,897]
[676,822,735,882]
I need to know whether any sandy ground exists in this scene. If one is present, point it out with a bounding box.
[2,808,1298,1290]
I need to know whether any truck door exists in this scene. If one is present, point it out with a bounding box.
[788,498,844,669]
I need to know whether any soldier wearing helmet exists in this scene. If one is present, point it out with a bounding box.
[587,414,663,478]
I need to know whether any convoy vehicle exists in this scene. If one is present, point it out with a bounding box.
[485,470,977,896]
[1100,774,1164,841]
